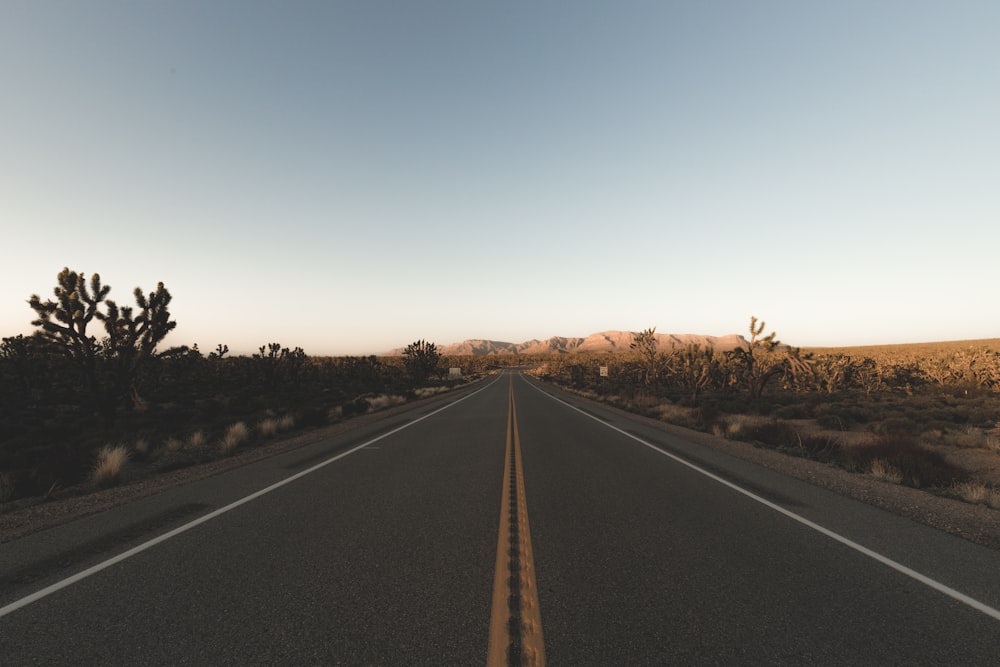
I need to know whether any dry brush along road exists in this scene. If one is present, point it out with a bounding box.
[2,372,999,665]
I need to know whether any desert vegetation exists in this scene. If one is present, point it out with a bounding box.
[0,269,492,505]
[529,319,1000,510]
[5,270,997,515]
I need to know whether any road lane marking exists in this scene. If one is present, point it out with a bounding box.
[521,375,1000,623]
[0,378,501,619]
[488,380,545,666]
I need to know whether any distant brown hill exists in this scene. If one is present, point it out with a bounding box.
[386,331,748,356]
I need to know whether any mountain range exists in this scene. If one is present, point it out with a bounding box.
[387,331,749,356]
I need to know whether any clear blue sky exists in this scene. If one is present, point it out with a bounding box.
[3,1,998,356]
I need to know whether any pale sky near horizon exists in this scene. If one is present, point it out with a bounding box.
[2,1,998,356]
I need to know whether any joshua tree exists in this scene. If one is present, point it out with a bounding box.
[727,316,783,400]
[28,268,176,425]
[673,343,718,401]
[403,339,440,385]
[630,327,659,385]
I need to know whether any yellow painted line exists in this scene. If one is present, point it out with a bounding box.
[487,379,545,666]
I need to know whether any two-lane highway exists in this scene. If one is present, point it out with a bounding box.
[2,371,1000,664]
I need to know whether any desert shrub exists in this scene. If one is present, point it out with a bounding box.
[219,422,250,455]
[91,444,130,488]
[928,426,990,449]
[815,413,848,430]
[871,416,921,435]
[414,386,450,398]
[731,420,800,450]
[188,430,206,448]
[340,398,369,418]
[656,402,696,428]
[278,414,295,431]
[165,437,184,452]
[257,417,279,438]
[795,435,843,463]
[368,394,407,411]
[774,403,812,420]
[132,438,151,460]
[843,435,967,488]
[964,407,997,428]
[868,458,904,484]
[949,482,1000,509]
[694,401,723,431]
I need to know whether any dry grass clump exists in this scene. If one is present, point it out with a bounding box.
[327,405,344,421]
[844,435,967,489]
[219,422,250,455]
[656,402,691,424]
[165,436,184,452]
[413,387,449,398]
[951,482,1000,509]
[133,438,150,458]
[724,415,770,438]
[868,459,904,484]
[188,430,206,448]
[278,414,295,431]
[367,394,407,411]
[257,417,280,438]
[91,444,130,488]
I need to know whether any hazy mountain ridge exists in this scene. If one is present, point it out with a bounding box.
[387,331,749,356]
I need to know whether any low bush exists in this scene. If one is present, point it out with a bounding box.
[132,438,151,460]
[871,417,921,435]
[340,398,369,418]
[91,444,130,488]
[843,435,967,488]
[773,403,813,419]
[257,417,279,438]
[656,402,696,428]
[219,422,250,455]
[868,458,903,484]
[815,413,848,431]
[694,402,723,431]
[949,482,1000,509]
[795,434,842,463]
[367,394,407,411]
[730,419,800,450]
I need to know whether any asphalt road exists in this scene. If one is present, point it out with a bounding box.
[2,371,1000,665]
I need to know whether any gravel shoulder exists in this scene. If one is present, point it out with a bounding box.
[3,380,999,551]
[578,394,1000,552]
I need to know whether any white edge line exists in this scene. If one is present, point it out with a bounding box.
[0,377,500,619]
[519,375,1000,623]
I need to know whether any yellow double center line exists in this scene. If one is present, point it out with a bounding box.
[487,379,545,666]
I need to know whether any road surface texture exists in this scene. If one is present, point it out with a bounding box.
[2,372,999,665]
